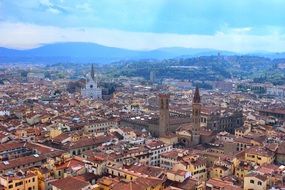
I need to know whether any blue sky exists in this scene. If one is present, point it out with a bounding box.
[0,0,285,52]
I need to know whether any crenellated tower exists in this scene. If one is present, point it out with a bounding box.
[158,93,170,137]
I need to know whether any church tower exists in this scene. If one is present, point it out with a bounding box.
[158,94,170,137]
[91,64,95,81]
[81,64,102,100]
[191,86,201,145]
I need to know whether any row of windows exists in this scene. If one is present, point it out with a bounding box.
[215,169,223,174]
[237,143,248,147]
[194,164,206,170]
[247,154,263,160]
[236,172,244,178]
[108,169,134,180]
[88,123,115,128]
[88,128,107,133]
[201,117,207,123]
[193,169,206,175]
[151,147,172,155]
[8,183,35,189]
[250,180,263,185]
[71,146,96,155]
[151,160,160,166]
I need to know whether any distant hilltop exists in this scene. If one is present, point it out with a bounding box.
[0,42,284,64]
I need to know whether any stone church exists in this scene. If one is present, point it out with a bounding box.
[81,64,102,100]
[175,86,213,146]
[120,86,242,146]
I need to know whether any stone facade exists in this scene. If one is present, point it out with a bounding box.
[191,86,202,145]
[81,64,102,100]
[158,94,170,137]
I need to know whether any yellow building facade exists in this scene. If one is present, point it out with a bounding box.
[0,173,38,190]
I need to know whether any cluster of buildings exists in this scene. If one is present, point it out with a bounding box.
[0,65,285,190]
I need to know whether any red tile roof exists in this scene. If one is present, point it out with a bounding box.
[50,176,90,190]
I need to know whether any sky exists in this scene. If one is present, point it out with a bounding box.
[0,0,285,52]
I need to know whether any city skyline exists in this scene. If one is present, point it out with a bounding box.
[1,1,285,190]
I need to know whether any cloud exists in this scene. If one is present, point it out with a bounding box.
[1,0,285,37]
[76,3,92,13]
[39,0,52,6]
[47,7,61,14]
[38,0,69,14]
[222,27,252,35]
[0,22,284,52]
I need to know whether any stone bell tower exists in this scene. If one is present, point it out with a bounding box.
[191,86,201,145]
[158,94,170,137]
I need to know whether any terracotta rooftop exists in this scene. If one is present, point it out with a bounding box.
[50,176,90,190]
[245,172,267,182]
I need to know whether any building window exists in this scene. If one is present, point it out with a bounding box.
[15,182,23,186]
[258,181,262,185]
[249,155,255,158]
[250,180,254,184]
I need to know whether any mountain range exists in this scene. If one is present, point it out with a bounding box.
[0,42,284,64]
